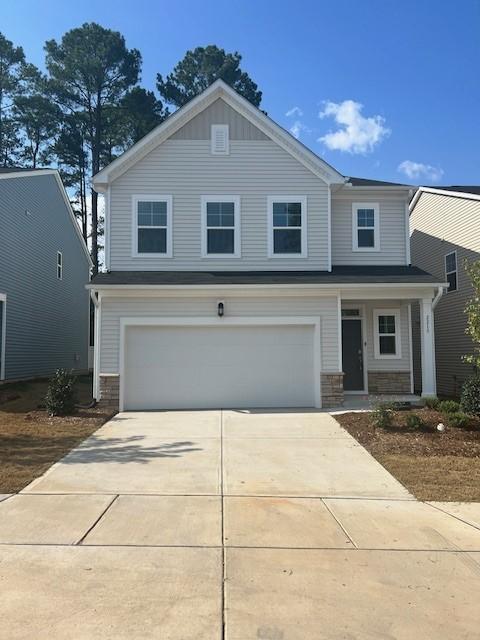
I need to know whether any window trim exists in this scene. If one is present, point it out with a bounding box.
[131,194,173,258]
[352,202,380,252]
[211,124,229,155]
[57,251,63,280]
[267,195,308,259]
[201,195,241,258]
[445,250,458,293]
[373,308,402,360]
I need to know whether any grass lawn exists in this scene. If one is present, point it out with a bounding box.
[336,408,480,502]
[0,376,114,493]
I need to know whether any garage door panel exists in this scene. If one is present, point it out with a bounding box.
[123,325,316,410]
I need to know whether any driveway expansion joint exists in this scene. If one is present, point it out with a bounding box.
[76,495,119,545]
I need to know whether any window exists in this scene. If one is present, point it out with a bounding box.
[268,196,307,258]
[211,124,229,155]
[373,309,401,359]
[57,252,63,280]
[201,196,240,257]
[132,195,172,257]
[352,203,379,251]
[445,251,458,292]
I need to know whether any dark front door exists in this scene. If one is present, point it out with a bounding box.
[342,319,364,391]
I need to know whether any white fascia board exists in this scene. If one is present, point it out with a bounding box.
[410,186,480,212]
[92,79,345,189]
[0,169,57,180]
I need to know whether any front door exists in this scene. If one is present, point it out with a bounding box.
[342,318,364,391]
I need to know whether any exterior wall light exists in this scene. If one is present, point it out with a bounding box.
[217,301,225,317]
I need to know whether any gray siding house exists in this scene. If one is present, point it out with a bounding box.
[88,80,444,411]
[410,186,480,396]
[0,169,92,381]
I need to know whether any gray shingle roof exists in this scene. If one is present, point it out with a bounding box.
[346,177,411,188]
[0,167,50,174]
[91,266,440,286]
[428,185,480,196]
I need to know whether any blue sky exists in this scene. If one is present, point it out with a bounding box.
[1,0,479,184]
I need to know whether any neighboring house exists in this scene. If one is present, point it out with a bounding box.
[0,168,92,382]
[410,186,480,397]
[89,80,444,411]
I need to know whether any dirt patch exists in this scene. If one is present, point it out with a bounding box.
[336,408,480,502]
[0,376,115,493]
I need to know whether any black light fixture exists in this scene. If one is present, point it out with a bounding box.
[217,301,224,317]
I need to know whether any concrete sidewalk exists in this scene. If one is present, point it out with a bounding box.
[0,410,479,639]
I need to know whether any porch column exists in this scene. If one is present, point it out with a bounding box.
[420,297,436,397]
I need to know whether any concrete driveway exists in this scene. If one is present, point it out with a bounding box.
[1,410,480,639]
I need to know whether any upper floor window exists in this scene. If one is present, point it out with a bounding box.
[132,195,172,258]
[201,196,240,257]
[57,251,63,280]
[268,196,307,258]
[211,124,229,155]
[373,309,401,359]
[352,203,379,251]
[445,251,457,292]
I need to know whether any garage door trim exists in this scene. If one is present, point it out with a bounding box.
[118,316,321,411]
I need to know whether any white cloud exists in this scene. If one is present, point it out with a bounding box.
[289,120,310,140]
[318,100,390,154]
[285,106,303,118]
[397,160,444,182]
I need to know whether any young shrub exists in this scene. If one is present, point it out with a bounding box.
[371,403,394,429]
[45,369,77,417]
[460,375,480,417]
[423,396,440,410]
[438,400,460,415]
[406,413,424,430]
[448,412,470,428]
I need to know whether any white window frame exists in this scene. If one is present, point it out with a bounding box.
[0,293,6,381]
[373,308,402,360]
[131,195,173,258]
[445,250,458,293]
[211,124,229,155]
[57,251,63,280]
[267,196,308,259]
[352,203,380,252]
[201,195,241,258]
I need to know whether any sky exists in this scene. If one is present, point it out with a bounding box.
[1,0,479,185]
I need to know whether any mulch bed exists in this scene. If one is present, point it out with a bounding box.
[0,377,115,493]
[336,408,480,502]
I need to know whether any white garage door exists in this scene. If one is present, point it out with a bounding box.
[123,324,316,410]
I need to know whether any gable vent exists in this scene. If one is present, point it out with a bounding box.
[211,124,229,155]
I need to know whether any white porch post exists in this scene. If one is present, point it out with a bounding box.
[420,297,437,397]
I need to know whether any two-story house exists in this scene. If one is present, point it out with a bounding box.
[410,186,480,397]
[89,80,444,411]
[0,168,92,381]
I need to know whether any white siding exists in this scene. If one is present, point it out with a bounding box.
[99,294,340,374]
[109,139,329,271]
[410,191,480,395]
[331,191,408,265]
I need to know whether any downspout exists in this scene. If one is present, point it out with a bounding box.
[432,285,445,309]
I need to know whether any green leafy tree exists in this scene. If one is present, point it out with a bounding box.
[54,112,90,240]
[14,65,61,167]
[119,87,167,146]
[157,45,262,108]
[0,32,25,165]
[464,259,480,368]
[45,22,141,273]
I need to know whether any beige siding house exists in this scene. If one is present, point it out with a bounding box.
[410,187,480,396]
[89,80,444,411]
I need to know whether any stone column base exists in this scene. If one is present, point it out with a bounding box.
[368,371,411,394]
[321,372,344,407]
[98,374,120,410]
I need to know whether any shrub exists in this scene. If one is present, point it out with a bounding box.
[448,412,470,428]
[406,413,424,430]
[423,396,439,410]
[460,375,480,417]
[438,400,460,415]
[45,369,77,416]
[371,403,394,429]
